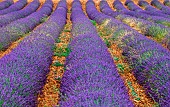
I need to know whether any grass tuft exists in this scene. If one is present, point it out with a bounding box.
[90,20,97,26]
[54,47,71,57]
[53,62,64,67]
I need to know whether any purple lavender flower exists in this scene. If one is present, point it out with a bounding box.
[59,0,134,107]
[151,0,170,15]
[0,0,40,27]
[0,0,13,10]
[0,0,53,51]
[0,0,67,106]
[164,0,170,7]
[0,0,27,15]
[86,0,170,106]
[100,0,170,50]
[113,0,128,12]
[114,0,170,27]
[138,0,169,17]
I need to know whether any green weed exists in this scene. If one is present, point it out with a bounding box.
[117,64,125,71]
[113,57,119,61]
[54,47,71,57]
[53,62,64,67]
[90,20,97,26]
[104,39,111,47]
[0,100,4,107]
[40,16,48,23]
[64,29,71,32]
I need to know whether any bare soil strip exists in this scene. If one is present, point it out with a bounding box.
[37,3,72,106]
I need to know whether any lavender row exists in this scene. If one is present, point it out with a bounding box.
[151,0,170,15]
[101,0,170,50]
[0,0,67,106]
[0,0,40,27]
[127,0,170,19]
[164,0,170,7]
[0,0,27,15]
[113,0,170,26]
[0,0,53,51]
[86,0,170,106]
[124,0,144,12]
[113,0,128,12]
[59,0,133,107]
[138,0,170,18]
[0,0,13,10]
[123,0,170,27]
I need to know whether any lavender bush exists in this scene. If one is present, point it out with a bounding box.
[0,0,13,10]
[0,0,67,106]
[124,0,144,12]
[59,0,134,107]
[0,0,53,51]
[0,0,40,27]
[125,0,170,18]
[151,0,170,15]
[100,0,170,50]
[164,0,170,7]
[113,0,170,27]
[123,0,170,27]
[86,0,170,106]
[138,0,170,18]
[0,0,27,15]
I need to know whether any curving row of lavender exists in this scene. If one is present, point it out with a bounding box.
[121,0,170,27]
[0,0,40,27]
[138,0,170,18]
[0,0,13,10]
[151,0,170,15]
[164,0,170,7]
[113,0,170,26]
[101,0,170,50]
[0,0,67,106]
[59,0,133,107]
[0,0,27,15]
[0,0,53,51]
[113,0,127,12]
[86,0,170,106]
[124,0,145,12]
[125,0,170,18]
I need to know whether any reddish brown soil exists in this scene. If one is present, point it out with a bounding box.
[0,0,164,106]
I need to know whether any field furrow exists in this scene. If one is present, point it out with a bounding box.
[0,0,169,107]
[86,1,170,106]
[0,0,27,15]
[0,0,53,51]
[101,0,170,50]
[96,20,157,107]
[0,0,66,106]
[38,1,72,106]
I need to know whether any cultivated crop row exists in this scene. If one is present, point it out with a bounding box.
[0,0,27,15]
[151,0,170,15]
[0,0,40,27]
[0,0,170,106]
[59,0,133,106]
[0,0,53,50]
[86,0,170,106]
[0,0,66,106]
[101,0,170,50]
[164,0,170,7]
[0,0,13,10]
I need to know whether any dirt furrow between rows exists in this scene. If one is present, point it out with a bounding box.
[37,5,72,107]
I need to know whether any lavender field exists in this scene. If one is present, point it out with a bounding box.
[0,0,169,107]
